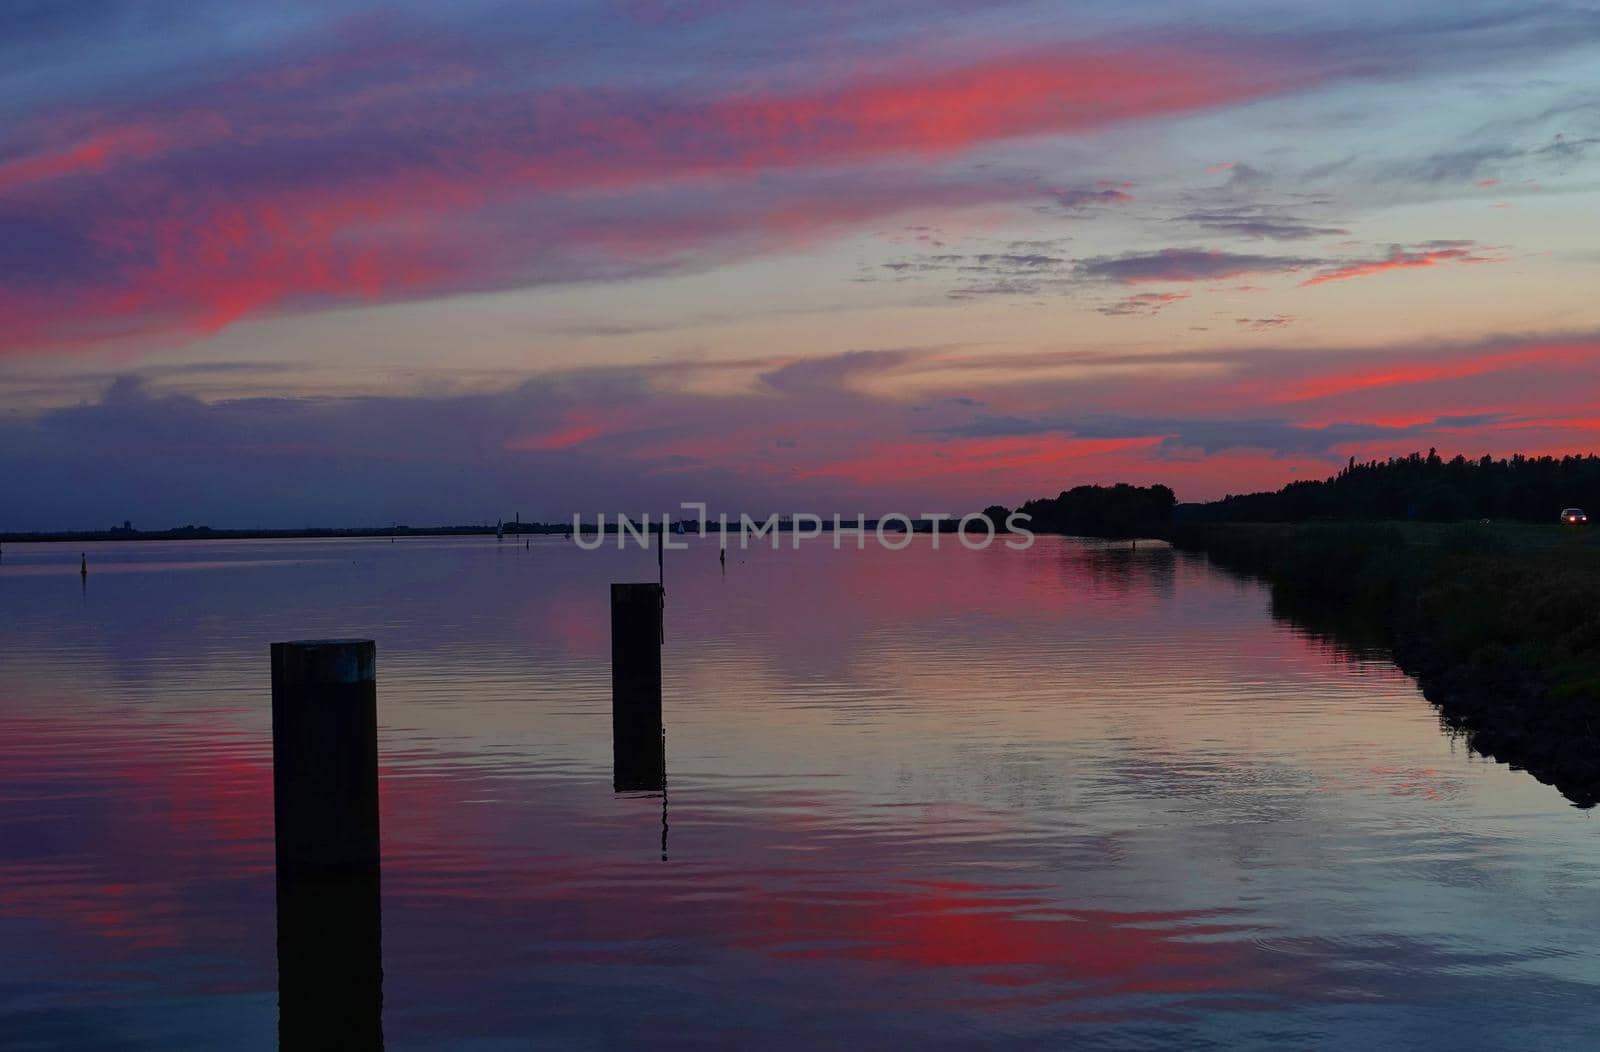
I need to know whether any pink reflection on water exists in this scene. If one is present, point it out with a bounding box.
[0,700,1330,1033]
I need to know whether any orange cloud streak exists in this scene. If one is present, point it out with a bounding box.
[505,412,613,451]
[712,48,1292,163]
[0,124,175,192]
[1275,342,1600,403]
[799,435,1163,485]
[1300,245,1500,287]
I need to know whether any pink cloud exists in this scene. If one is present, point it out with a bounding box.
[1299,244,1501,287]
[796,435,1163,486]
[505,416,611,452]
[1,35,1306,357]
[1268,341,1600,402]
[1099,291,1190,316]
[0,124,176,193]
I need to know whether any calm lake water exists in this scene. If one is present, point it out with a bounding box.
[1,535,1597,1049]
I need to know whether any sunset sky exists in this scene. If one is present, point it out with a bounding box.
[3,1,1599,528]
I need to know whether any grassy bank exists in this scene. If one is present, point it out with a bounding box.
[1168,521,1600,806]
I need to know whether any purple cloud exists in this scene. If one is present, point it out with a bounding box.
[1075,248,1321,284]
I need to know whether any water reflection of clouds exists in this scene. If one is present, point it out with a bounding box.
[5,701,1568,1047]
[0,709,1343,1046]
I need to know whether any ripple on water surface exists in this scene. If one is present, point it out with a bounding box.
[1,536,1597,1048]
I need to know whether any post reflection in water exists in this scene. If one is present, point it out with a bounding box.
[653,728,672,863]
[615,718,669,861]
[276,868,383,1051]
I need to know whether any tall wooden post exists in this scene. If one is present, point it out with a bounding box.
[611,584,664,792]
[270,639,383,1049]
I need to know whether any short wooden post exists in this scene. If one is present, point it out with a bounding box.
[270,640,379,876]
[611,584,664,792]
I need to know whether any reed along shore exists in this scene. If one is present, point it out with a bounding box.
[1168,522,1600,807]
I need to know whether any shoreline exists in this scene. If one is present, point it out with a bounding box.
[0,526,551,544]
[0,517,999,546]
[1168,522,1600,808]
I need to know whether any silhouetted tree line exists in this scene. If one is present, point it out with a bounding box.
[1182,450,1600,523]
[998,483,1177,537]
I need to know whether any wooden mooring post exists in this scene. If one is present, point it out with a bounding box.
[270,639,380,876]
[270,638,383,1049]
[611,583,664,792]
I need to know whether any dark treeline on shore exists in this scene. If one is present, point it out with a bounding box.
[1186,450,1600,524]
[985,483,1177,539]
[991,450,1600,541]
